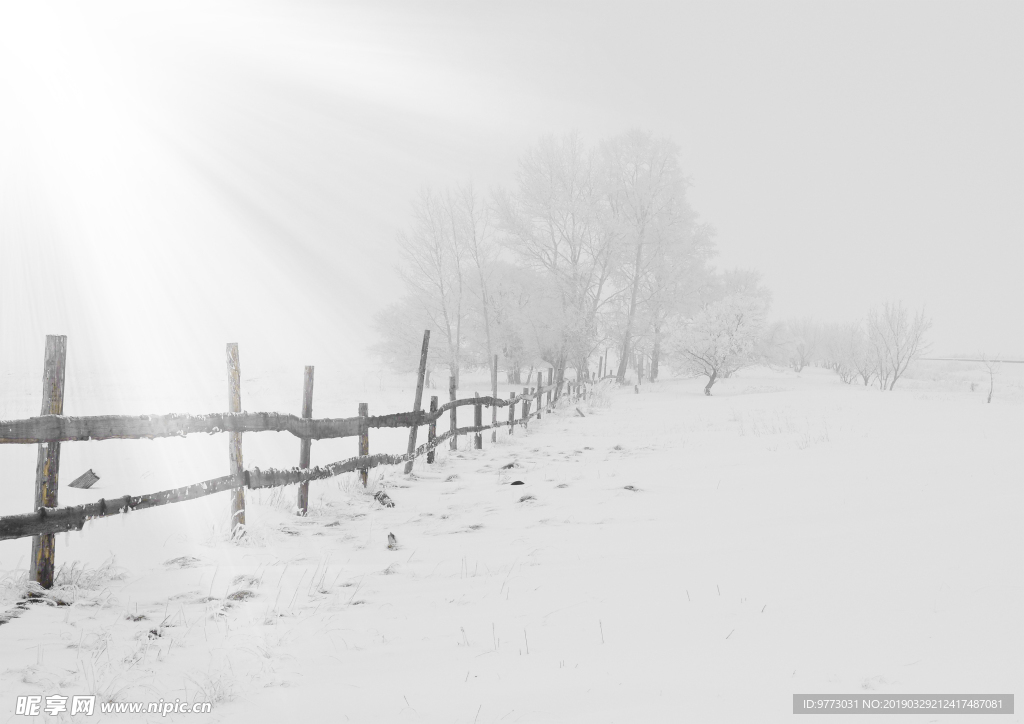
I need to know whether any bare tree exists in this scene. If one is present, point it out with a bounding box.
[786,317,820,373]
[450,184,496,365]
[494,132,618,385]
[602,130,689,384]
[395,188,468,385]
[867,301,931,390]
[980,354,999,403]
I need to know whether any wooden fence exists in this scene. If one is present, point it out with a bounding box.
[0,333,593,588]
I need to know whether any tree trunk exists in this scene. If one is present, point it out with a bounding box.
[616,237,645,384]
[650,326,661,381]
[704,370,717,396]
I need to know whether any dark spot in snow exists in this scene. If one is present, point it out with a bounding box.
[227,590,256,602]
[500,462,517,469]
[623,485,641,492]
[556,484,569,488]
[518,495,535,503]
[510,481,524,486]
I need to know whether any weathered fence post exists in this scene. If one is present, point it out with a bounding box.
[449,375,458,451]
[427,396,438,463]
[547,368,553,410]
[536,372,544,419]
[523,387,530,429]
[297,366,314,515]
[490,354,498,443]
[226,343,245,537]
[508,391,515,434]
[404,330,430,474]
[30,335,67,589]
[474,393,482,449]
[358,402,369,487]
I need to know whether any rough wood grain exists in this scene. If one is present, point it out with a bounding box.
[404,330,430,474]
[474,392,482,450]
[427,396,438,464]
[227,343,245,536]
[358,403,369,487]
[0,398,531,446]
[449,375,458,451]
[30,334,66,589]
[491,355,498,443]
[68,469,99,490]
[297,366,314,516]
[1,475,242,540]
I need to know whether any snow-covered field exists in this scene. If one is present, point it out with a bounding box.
[1,364,1021,722]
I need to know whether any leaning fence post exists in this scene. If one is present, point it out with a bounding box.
[427,396,438,463]
[226,343,245,537]
[547,368,553,410]
[508,391,515,434]
[30,334,67,589]
[404,330,430,474]
[297,366,314,516]
[523,387,531,429]
[449,375,458,451]
[490,354,498,443]
[358,403,369,487]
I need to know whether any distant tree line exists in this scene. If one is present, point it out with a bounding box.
[764,301,932,390]
[373,130,930,395]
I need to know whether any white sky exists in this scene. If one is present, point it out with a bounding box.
[1,0,1021,403]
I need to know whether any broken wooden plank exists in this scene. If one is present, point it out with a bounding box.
[68,469,100,489]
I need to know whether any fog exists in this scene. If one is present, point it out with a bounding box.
[1,1,1021,397]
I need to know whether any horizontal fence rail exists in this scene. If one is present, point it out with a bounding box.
[0,395,530,445]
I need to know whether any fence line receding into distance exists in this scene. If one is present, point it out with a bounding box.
[0,332,595,588]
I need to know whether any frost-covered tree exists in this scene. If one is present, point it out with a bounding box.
[786,317,820,373]
[452,184,497,365]
[381,185,497,387]
[494,132,617,383]
[819,322,868,384]
[487,262,548,383]
[644,219,715,380]
[867,301,931,390]
[666,292,768,395]
[602,130,691,384]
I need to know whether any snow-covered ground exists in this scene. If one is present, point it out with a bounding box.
[1,364,1021,722]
